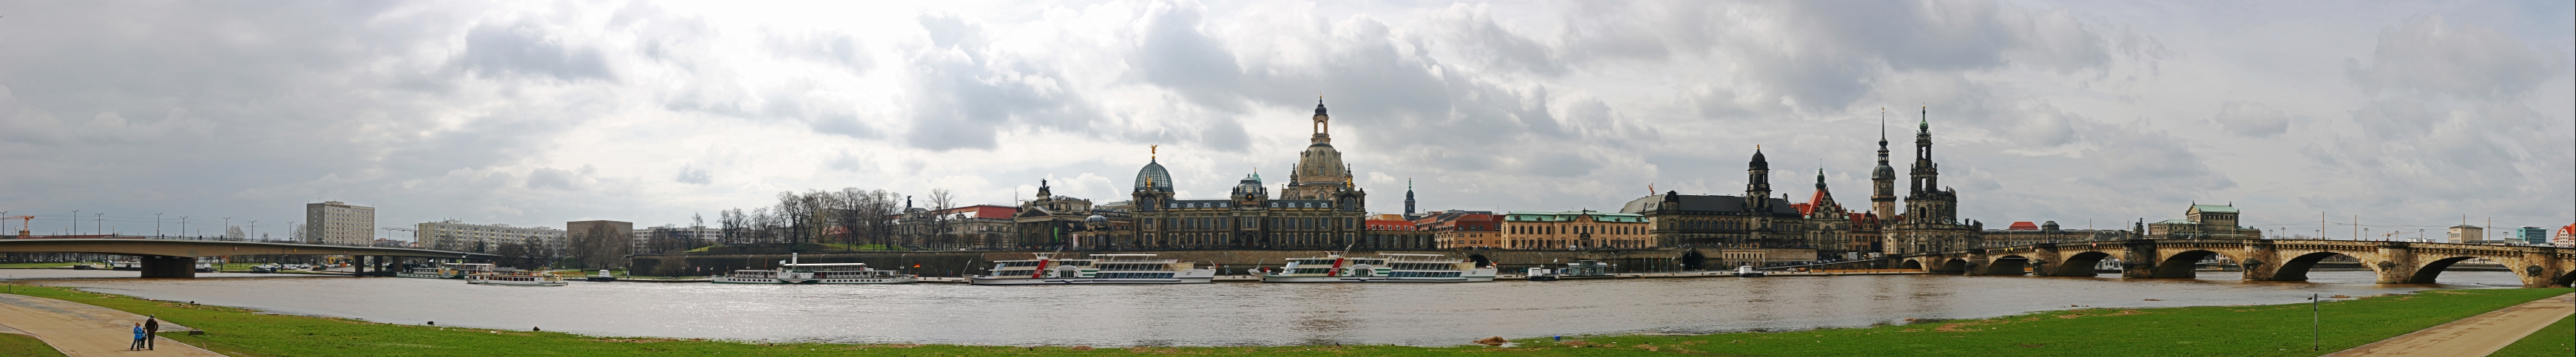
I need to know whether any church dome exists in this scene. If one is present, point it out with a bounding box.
[1135,160,1174,192]
[1086,214,1109,223]
[1872,163,1895,180]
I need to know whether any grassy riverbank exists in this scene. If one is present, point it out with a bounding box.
[2495,313,2575,356]
[0,333,67,356]
[0,282,2566,356]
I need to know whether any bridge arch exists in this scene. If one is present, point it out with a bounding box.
[2402,256,2481,284]
[2271,251,2364,282]
[1933,258,1970,274]
[1899,259,1924,271]
[2555,270,2576,288]
[1680,251,1707,271]
[2048,251,2114,276]
[2150,250,2236,279]
[1978,255,2032,276]
[1466,254,1492,268]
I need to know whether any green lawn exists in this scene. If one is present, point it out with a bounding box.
[0,333,66,357]
[0,281,2565,356]
[2495,312,2575,357]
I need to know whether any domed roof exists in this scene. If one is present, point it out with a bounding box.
[1085,214,1109,222]
[1232,174,1265,196]
[1872,163,1895,179]
[1749,148,1768,168]
[1135,160,1174,192]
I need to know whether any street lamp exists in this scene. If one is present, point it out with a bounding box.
[70,210,79,235]
[180,217,189,239]
[94,213,104,237]
[156,214,164,237]
[222,217,231,239]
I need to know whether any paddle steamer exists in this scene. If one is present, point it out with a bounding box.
[969,253,1215,285]
[1260,253,1496,283]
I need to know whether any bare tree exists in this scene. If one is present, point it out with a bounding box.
[927,188,956,251]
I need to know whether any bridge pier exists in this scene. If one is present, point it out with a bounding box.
[138,256,195,279]
[2519,248,2570,288]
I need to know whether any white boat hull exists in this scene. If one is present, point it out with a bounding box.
[713,276,919,285]
[1259,275,1495,283]
[482,280,568,287]
[968,276,1214,285]
[970,270,1215,285]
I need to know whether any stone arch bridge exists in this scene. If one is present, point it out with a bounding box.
[1896,239,2576,288]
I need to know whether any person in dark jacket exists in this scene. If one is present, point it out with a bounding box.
[143,315,158,350]
[129,324,145,350]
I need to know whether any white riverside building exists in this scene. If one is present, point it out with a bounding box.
[416,220,566,254]
[304,201,376,245]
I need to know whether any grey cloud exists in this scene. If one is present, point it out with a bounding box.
[675,165,711,185]
[902,15,1098,151]
[1428,4,1568,75]
[1128,1,1248,110]
[524,166,595,191]
[2345,16,2570,99]
[2211,101,2293,137]
[453,21,616,81]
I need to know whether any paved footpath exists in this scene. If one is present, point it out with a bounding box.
[0,293,223,356]
[2327,292,2575,356]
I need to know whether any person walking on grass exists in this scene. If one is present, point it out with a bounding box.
[128,323,145,350]
[143,315,158,350]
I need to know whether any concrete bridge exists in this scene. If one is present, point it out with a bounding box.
[1896,239,2576,288]
[0,238,496,278]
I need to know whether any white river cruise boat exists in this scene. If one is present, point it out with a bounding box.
[714,263,920,285]
[1260,253,1498,283]
[467,268,567,287]
[712,254,920,284]
[969,253,1216,285]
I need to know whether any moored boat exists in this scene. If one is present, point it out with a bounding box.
[1529,259,1614,281]
[970,253,1214,285]
[439,263,495,279]
[467,268,567,287]
[714,254,921,284]
[1734,264,1767,277]
[1260,253,1496,283]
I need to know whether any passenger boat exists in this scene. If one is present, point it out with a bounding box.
[2095,259,2124,273]
[1527,259,1615,281]
[433,263,494,279]
[716,264,921,284]
[969,253,1215,285]
[1260,253,1496,283]
[467,268,567,287]
[714,254,922,284]
[1734,264,1766,277]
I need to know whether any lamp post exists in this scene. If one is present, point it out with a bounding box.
[156,214,164,237]
[222,217,231,239]
[180,217,189,239]
[70,210,79,235]
[94,213,104,237]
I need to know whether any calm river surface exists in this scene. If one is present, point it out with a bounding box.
[7,270,2526,347]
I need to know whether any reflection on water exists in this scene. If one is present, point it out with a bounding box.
[24,270,2524,347]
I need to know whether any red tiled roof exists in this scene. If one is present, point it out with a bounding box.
[2009,221,2039,230]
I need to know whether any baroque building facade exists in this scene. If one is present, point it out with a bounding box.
[1882,109,1984,254]
[1120,99,1376,250]
[1623,149,1811,249]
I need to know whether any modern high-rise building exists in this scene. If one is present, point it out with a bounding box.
[303,201,375,245]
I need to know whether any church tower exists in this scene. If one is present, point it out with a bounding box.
[1403,179,1416,217]
[1870,109,1897,219]
[1745,147,1773,211]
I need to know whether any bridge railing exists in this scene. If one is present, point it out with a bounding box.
[1,234,430,250]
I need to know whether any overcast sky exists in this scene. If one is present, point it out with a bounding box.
[0,1,2566,240]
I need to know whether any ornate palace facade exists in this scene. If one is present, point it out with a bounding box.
[1623,149,1813,249]
[1120,99,1376,250]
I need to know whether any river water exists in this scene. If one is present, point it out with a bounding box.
[7,269,2527,347]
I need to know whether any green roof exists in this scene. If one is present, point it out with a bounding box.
[2188,205,2238,214]
[2153,219,2198,225]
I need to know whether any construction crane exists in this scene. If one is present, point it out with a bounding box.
[3,216,30,238]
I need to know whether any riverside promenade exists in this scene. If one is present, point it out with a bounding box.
[2327,293,2574,356]
[0,293,220,356]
